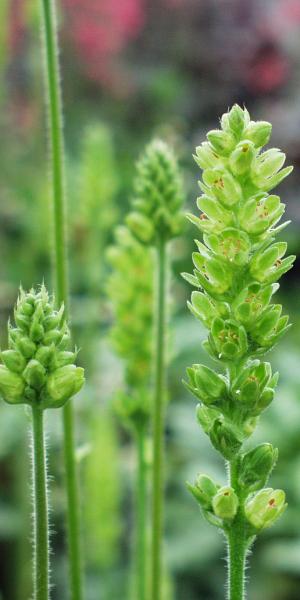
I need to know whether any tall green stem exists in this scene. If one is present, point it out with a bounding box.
[135,425,147,600]
[39,1,83,598]
[32,406,49,600]
[227,460,247,600]
[151,237,167,600]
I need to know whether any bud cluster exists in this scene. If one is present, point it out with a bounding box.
[126,139,185,244]
[0,285,84,409]
[107,226,153,429]
[185,106,293,534]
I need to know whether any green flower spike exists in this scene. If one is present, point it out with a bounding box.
[107,225,153,600]
[0,285,84,410]
[126,138,185,244]
[127,138,184,600]
[107,225,153,429]
[184,105,294,600]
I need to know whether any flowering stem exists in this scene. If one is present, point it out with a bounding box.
[227,460,247,600]
[39,1,83,599]
[32,406,49,600]
[151,236,167,600]
[135,424,147,600]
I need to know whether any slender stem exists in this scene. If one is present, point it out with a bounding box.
[63,401,82,598]
[39,0,68,307]
[151,237,167,600]
[39,2,83,599]
[32,406,49,600]
[135,425,147,600]
[227,460,247,600]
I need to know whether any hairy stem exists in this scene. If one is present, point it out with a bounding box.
[39,1,83,598]
[227,460,247,600]
[151,237,167,600]
[135,425,147,600]
[32,406,49,600]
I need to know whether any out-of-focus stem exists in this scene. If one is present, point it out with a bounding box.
[39,1,83,598]
[151,236,167,600]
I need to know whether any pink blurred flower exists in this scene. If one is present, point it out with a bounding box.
[63,0,145,87]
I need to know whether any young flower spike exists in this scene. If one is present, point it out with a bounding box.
[0,284,84,600]
[0,285,84,410]
[184,105,294,600]
[127,139,184,600]
[107,225,153,600]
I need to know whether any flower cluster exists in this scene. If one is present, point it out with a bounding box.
[0,285,84,410]
[184,105,293,533]
[126,139,185,245]
[107,226,153,429]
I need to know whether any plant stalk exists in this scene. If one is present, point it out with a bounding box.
[39,1,83,598]
[32,406,49,600]
[151,237,167,600]
[135,425,147,600]
[227,460,247,600]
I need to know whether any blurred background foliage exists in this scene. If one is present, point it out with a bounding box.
[0,0,300,599]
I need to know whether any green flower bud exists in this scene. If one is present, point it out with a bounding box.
[43,329,64,346]
[23,360,46,391]
[194,142,221,170]
[204,228,251,266]
[244,121,272,147]
[184,364,227,405]
[229,140,255,175]
[187,291,216,327]
[45,365,85,408]
[210,318,248,361]
[202,168,242,207]
[54,351,77,368]
[114,389,150,430]
[35,345,55,367]
[196,404,220,434]
[207,129,236,156]
[232,361,277,414]
[245,488,286,531]
[233,283,277,326]
[225,104,249,136]
[0,366,25,404]
[212,486,239,520]
[250,242,295,284]
[209,418,242,459]
[126,212,154,244]
[1,350,26,374]
[192,249,233,295]
[127,139,184,244]
[251,149,293,191]
[187,474,219,510]
[16,337,36,359]
[239,443,278,491]
[193,194,232,233]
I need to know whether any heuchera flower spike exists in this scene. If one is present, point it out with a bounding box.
[0,285,84,409]
[183,105,294,598]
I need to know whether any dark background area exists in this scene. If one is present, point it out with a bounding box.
[0,1,300,599]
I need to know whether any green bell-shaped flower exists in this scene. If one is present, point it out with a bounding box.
[184,364,228,405]
[187,474,219,510]
[245,488,287,530]
[0,366,25,404]
[239,443,278,492]
[208,318,248,361]
[231,361,278,415]
[212,486,239,520]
